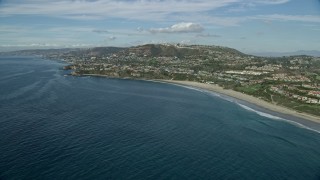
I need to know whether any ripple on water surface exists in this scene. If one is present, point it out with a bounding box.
[0,57,320,179]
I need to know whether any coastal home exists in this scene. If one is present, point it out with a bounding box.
[308,91,320,98]
[292,94,299,99]
[307,98,318,104]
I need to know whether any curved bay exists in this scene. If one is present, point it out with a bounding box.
[0,57,320,180]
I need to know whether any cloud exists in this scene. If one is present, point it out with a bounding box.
[108,36,116,41]
[92,29,109,34]
[196,33,221,38]
[0,0,239,21]
[137,27,144,32]
[227,0,290,12]
[254,0,290,4]
[196,14,320,26]
[254,14,320,23]
[149,23,204,33]
[0,0,303,28]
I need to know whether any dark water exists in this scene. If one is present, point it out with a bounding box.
[1,57,320,180]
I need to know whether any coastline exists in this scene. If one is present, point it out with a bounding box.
[77,74,320,128]
[157,80,320,125]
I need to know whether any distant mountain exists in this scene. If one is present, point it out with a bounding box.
[2,45,319,58]
[121,44,246,58]
[252,50,320,57]
[0,48,80,56]
[0,47,125,57]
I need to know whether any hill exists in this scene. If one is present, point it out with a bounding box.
[120,44,247,58]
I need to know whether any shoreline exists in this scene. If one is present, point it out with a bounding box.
[156,80,320,125]
[77,74,320,128]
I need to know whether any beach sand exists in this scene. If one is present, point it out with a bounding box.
[158,80,320,124]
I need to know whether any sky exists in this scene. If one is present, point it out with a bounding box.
[0,0,320,53]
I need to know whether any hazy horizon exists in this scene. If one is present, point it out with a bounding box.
[1,44,320,57]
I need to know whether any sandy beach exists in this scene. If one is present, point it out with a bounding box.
[158,80,320,124]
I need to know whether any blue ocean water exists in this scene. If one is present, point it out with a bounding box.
[0,57,320,180]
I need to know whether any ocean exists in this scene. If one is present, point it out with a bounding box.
[1,57,320,179]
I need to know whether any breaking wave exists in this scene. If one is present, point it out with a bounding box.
[237,103,320,134]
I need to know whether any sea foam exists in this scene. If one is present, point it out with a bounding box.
[176,83,320,134]
[237,103,320,134]
[237,103,283,120]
